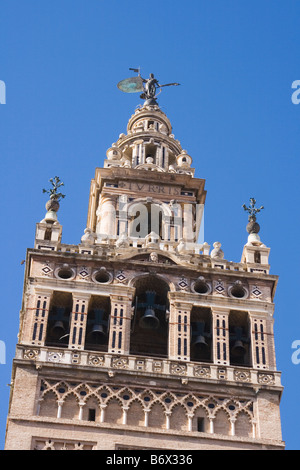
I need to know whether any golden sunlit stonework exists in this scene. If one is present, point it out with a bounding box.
[4,95,284,450]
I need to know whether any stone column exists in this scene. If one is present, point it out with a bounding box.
[249,313,270,370]
[108,293,134,355]
[144,409,150,427]
[187,414,193,432]
[57,400,64,419]
[27,289,53,346]
[100,404,106,423]
[96,196,117,239]
[168,300,192,362]
[165,411,171,430]
[230,418,236,436]
[78,401,86,420]
[68,293,91,350]
[211,307,230,366]
[122,406,129,425]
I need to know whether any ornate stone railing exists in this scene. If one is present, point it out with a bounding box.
[16,345,282,388]
[34,241,263,274]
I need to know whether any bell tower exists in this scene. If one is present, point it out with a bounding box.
[4,71,284,450]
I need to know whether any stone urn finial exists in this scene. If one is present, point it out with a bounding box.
[211,242,224,259]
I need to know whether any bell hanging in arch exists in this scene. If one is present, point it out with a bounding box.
[51,320,65,338]
[50,307,66,339]
[139,306,160,330]
[231,339,246,356]
[231,327,247,357]
[87,324,106,344]
[87,309,107,344]
[191,321,208,352]
[192,333,208,351]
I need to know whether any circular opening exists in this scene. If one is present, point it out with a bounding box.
[230,285,247,299]
[57,267,73,280]
[193,280,210,294]
[93,270,111,283]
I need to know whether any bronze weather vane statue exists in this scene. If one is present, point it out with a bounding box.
[117,68,180,105]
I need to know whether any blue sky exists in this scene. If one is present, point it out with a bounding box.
[0,0,299,450]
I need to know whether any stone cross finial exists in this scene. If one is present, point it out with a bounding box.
[242,198,264,235]
[242,198,264,222]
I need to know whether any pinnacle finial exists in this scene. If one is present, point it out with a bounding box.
[242,197,264,221]
[42,176,65,222]
[242,197,264,235]
[42,176,65,202]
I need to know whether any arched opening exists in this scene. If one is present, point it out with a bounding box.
[145,142,158,164]
[127,400,145,427]
[229,310,251,366]
[83,397,99,422]
[235,411,253,437]
[170,405,188,431]
[130,275,169,358]
[190,307,212,363]
[39,391,57,418]
[105,399,123,425]
[254,251,261,264]
[61,394,79,420]
[214,409,230,435]
[45,291,73,348]
[85,295,110,352]
[148,403,166,429]
[192,407,210,433]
